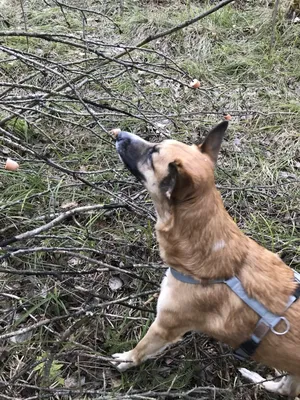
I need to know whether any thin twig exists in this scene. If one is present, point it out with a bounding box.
[0,290,158,340]
[270,0,281,50]
[0,204,128,247]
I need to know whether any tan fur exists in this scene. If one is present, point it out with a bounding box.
[113,126,300,396]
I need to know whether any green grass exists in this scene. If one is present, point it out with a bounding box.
[0,0,299,399]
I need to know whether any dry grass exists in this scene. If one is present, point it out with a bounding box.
[0,0,299,399]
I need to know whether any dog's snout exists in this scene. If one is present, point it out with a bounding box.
[115,131,151,182]
[115,131,127,142]
[116,131,149,150]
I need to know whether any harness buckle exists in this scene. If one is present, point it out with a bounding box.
[271,316,290,336]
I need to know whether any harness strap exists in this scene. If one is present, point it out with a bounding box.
[225,277,282,327]
[170,267,224,285]
[293,285,300,300]
[170,267,202,284]
[169,266,300,361]
[223,276,285,360]
[235,276,300,360]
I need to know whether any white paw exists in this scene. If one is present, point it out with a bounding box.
[111,350,136,371]
[239,368,265,384]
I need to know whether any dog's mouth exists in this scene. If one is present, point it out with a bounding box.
[114,130,152,182]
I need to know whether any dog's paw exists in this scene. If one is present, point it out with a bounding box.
[239,368,264,384]
[111,350,136,372]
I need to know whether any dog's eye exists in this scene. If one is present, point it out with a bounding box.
[146,146,158,169]
[148,146,158,160]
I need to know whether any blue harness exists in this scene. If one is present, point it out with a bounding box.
[170,267,300,360]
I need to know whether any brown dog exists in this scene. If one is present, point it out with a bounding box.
[113,122,300,397]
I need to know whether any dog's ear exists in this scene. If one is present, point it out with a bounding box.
[160,160,193,201]
[160,159,191,200]
[199,121,228,164]
[159,160,180,200]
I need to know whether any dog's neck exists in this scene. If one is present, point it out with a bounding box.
[156,187,248,280]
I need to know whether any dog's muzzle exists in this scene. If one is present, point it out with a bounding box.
[115,131,151,181]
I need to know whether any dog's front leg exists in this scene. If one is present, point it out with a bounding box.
[112,316,186,371]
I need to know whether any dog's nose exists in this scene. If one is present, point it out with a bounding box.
[115,131,131,142]
[111,128,121,139]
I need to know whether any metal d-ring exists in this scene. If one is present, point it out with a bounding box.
[271,317,290,335]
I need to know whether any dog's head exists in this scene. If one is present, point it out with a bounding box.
[115,122,228,225]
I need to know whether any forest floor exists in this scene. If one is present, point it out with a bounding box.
[0,0,299,399]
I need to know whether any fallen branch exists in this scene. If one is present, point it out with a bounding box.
[0,204,128,247]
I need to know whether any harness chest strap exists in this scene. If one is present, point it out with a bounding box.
[170,267,300,361]
[225,276,299,360]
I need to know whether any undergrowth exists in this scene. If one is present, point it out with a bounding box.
[0,0,299,399]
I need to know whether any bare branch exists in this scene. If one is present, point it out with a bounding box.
[0,290,158,340]
[0,204,129,247]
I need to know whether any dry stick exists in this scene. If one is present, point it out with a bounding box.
[0,43,107,129]
[0,127,83,177]
[0,33,202,95]
[0,31,186,77]
[0,127,95,175]
[53,0,122,32]
[0,246,130,260]
[75,286,154,313]
[5,386,232,398]
[1,92,151,126]
[0,315,66,341]
[0,394,33,400]
[0,45,157,129]
[270,0,281,50]
[19,0,29,51]
[0,123,102,181]
[1,356,50,392]
[124,58,171,124]
[0,180,110,212]
[0,0,235,128]
[132,0,235,47]
[0,133,36,155]
[16,233,157,262]
[0,71,40,99]
[0,204,127,247]
[0,81,145,121]
[0,247,160,286]
[0,127,153,218]
[0,290,158,341]
[0,103,113,150]
[0,266,108,277]
[0,38,188,91]
[0,44,109,136]
[0,0,235,57]
[2,371,289,399]
[0,104,63,148]
[0,40,151,126]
